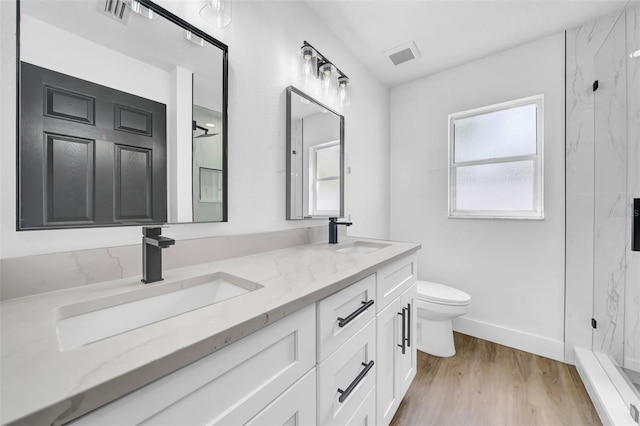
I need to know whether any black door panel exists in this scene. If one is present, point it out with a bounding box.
[20,61,167,229]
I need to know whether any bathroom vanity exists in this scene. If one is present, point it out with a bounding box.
[1,238,419,425]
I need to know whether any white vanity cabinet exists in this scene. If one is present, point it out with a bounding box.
[375,255,418,426]
[66,252,418,426]
[70,305,316,426]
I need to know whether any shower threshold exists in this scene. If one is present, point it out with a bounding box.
[575,347,640,425]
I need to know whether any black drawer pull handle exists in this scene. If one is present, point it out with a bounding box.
[406,302,411,347]
[337,300,375,328]
[337,360,375,403]
[398,308,407,354]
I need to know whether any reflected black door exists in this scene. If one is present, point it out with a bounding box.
[19,62,167,229]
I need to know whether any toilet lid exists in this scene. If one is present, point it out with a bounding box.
[416,280,471,306]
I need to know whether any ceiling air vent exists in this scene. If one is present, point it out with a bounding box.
[385,41,421,66]
[100,0,130,24]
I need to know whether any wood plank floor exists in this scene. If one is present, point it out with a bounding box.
[391,332,601,426]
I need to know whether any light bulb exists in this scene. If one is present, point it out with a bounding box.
[200,0,232,28]
[300,46,318,84]
[338,76,351,106]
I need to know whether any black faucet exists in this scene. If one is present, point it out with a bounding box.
[329,217,352,244]
[141,227,175,283]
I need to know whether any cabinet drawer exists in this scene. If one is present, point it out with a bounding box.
[345,386,376,426]
[317,318,376,426]
[376,254,416,312]
[246,368,316,426]
[71,304,316,426]
[317,274,376,362]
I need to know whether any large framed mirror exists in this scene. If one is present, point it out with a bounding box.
[17,0,227,229]
[286,86,344,220]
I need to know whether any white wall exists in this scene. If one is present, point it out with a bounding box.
[390,33,566,361]
[0,0,390,259]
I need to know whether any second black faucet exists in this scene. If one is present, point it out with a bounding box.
[329,217,352,244]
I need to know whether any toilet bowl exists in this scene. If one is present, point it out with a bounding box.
[416,280,471,357]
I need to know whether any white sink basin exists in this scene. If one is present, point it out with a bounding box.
[55,272,262,352]
[334,241,390,254]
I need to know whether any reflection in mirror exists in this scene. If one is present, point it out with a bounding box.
[286,86,344,220]
[18,0,227,229]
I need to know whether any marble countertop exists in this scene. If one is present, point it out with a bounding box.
[1,237,420,425]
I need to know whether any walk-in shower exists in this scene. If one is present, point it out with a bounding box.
[571,3,640,424]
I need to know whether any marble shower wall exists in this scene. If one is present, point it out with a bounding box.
[565,4,640,370]
[625,4,640,373]
[565,10,621,364]
[592,13,627,365]
[0,225,330,300]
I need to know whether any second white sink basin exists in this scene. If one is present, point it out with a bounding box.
[334,241,390,254]
[55,272,262,352]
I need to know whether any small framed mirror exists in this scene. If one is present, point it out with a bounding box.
[17,0,228,229]
[286,86,344,220]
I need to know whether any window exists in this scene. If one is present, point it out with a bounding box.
[448,95,543,219]
[309,141,341,216]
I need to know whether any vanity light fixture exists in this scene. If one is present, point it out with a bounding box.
[299,41,351,107]
[200,0,232,29]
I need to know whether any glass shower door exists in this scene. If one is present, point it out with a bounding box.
[592,4,640,412]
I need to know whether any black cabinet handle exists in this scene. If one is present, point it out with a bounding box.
[633,199,639,251]
[406,303,411,347]
[338,300,374,328]
[337,360,375,403]
[397,308,406,354]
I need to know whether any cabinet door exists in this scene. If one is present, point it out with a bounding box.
[376,296,403,426]
[246,368,316,426]
[399,283,417,396]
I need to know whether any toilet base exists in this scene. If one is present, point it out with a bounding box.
[416,318,456,357]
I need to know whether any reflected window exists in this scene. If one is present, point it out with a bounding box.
[448,96,544,219]
[310,141,340,216]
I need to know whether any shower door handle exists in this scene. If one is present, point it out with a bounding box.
[633,199,640,251]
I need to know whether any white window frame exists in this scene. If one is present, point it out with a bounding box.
[448,95,544,220]
[309,140,340,216]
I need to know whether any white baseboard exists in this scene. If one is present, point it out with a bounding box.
[453,316,565,362]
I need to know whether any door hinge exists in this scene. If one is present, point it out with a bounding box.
[593,80,599,91]
[591,318,597,329]
[630,403,639,423]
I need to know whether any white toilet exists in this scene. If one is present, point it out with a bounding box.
[416,280,471,357]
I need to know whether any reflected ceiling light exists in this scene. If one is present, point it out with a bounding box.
[298,41,351,107]
[127,0,153,19]
[630,49,640,58]
[205,123,216,127]
[185,30,205,46]
[200,0,232,29]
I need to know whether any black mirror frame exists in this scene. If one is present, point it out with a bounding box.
[15,0,229,229]
[285,85,345,220]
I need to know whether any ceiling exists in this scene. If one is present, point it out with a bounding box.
[305,0,630,87]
